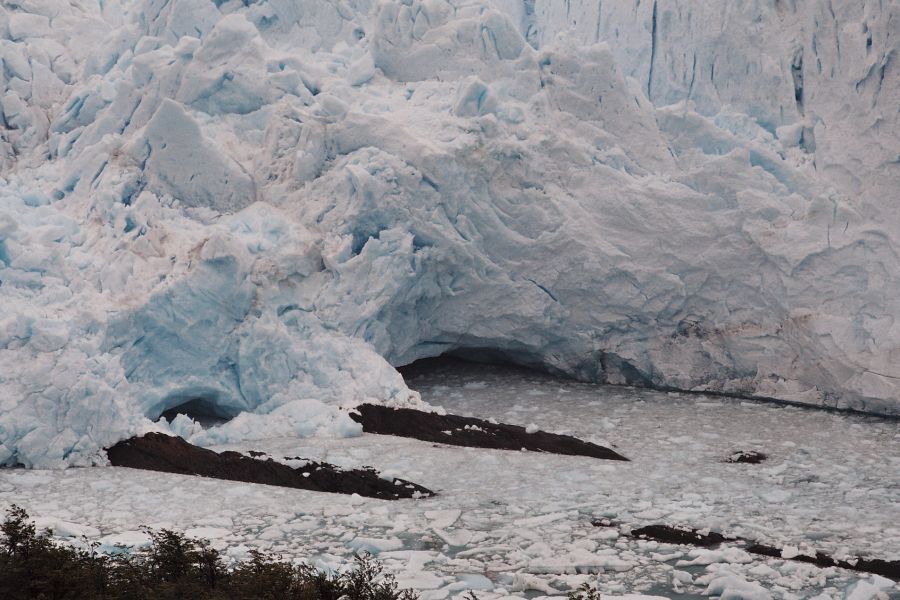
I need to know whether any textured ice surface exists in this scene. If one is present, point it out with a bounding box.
[2,364,898,598]
[1,0,899,466]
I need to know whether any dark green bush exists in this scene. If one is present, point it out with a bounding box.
[0,505,418,600]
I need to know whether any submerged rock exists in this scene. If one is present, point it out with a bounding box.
[724,450,767,464]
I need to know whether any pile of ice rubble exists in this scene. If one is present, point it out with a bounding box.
[0,0,897,467]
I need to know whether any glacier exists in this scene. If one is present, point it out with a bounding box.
[0,0,897,467]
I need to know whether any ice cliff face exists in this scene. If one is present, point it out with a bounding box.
[1,0,898,467]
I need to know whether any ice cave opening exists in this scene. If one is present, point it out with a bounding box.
[398,350,566,385]
[153,392,239,429]
[397,342,659,391]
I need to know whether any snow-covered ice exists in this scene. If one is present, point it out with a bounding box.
[1,0,899,467]
[1,362,897,599]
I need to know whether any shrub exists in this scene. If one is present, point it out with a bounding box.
[0,505,419,600]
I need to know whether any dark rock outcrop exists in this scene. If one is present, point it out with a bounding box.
[632,524,727,547]
[591,519,899,581]
[349,404,628,461]
[724,450,767,464]
[106,433,434,499]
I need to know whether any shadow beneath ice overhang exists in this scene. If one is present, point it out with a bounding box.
[398,349,571,381]
[150,389,241,428]
[398,352,899,421]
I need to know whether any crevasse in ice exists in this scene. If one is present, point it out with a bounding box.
[1,0,898,467]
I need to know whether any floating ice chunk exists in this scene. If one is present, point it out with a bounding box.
[452,574,493,591]
[747,564,778,578]
[98,531,153,554]
[425,509,461,529]
[225,543,252,563]
[432,528,473,547]
[346,536,403,555]
[761,489,792,503]
[396,571,447,591]
[508,573,558,594]
[184,527,231,540]
[32,517,101,539]
[676,547,753,566]
[704,573,771,600]
[843,576,896,600]
[514,512,568,527]
[672,570,693,584]
[603,596,670,600]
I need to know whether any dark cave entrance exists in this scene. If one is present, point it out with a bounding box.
[397,347,653,388]
[156,396,238,428]
[397,348,567,386]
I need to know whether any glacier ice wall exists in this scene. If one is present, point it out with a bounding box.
[0,0,898,467]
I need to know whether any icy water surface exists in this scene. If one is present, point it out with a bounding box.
[1,360,898,599]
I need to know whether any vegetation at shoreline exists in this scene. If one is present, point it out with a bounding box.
[0,505,418,600]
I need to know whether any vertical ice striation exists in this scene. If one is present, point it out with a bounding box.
[0,0,897,467]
